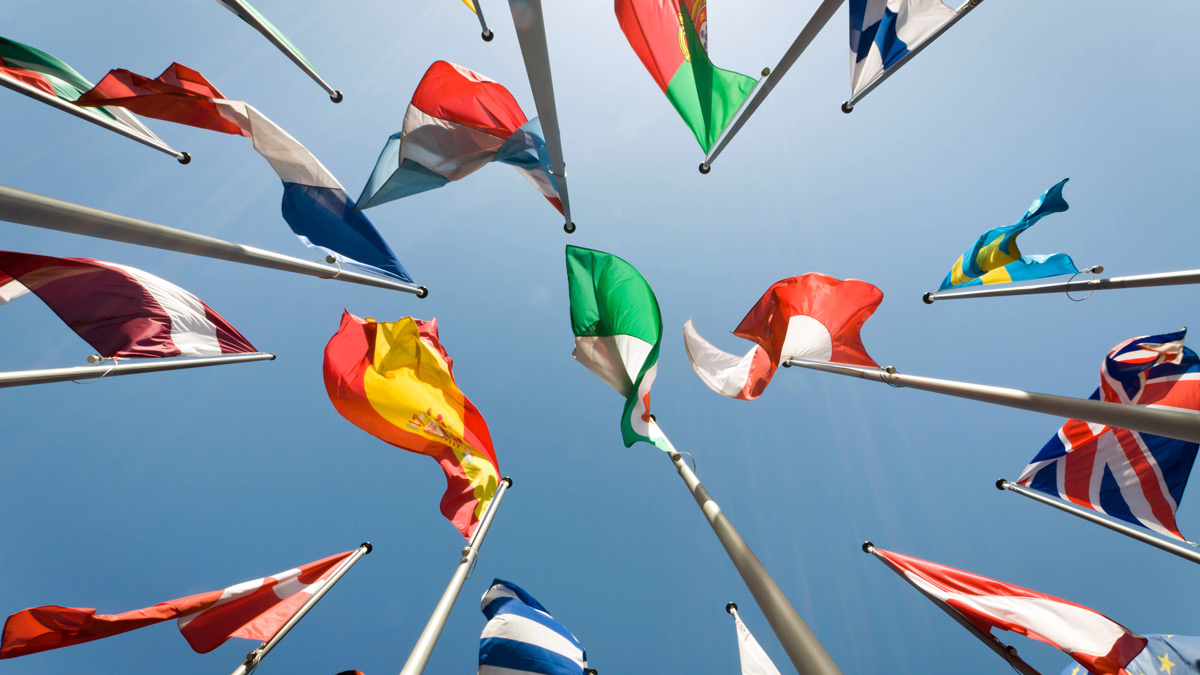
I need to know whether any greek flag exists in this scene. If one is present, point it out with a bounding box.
[479,580,589,675]
[849,0,958,96]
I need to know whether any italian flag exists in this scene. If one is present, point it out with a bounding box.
[615,0,756,153]
[566,246,671,451]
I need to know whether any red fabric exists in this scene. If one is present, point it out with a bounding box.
[76,63,247,136]
[0,66,56,97]
[410,61,527,140]
[615,0,694,93]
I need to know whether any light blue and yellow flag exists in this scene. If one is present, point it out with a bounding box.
[939,179,1077,290]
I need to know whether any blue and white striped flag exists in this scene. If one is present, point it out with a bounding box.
[479,580,589,675]
[849,0,959,96]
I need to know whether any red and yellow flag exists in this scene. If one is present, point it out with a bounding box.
[323,312,500,538]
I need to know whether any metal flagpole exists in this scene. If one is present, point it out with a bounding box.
[506,0,576,233]
[473,0,495,42]
[699,0,845,174]
[0,76,190,163]
[840,0,983,114]
[218,0,343,102]
[662,437,843,675]
[230,543,373,675]
[0,184,427,297]
[922,266,1200,303]
[862,543,1045,675]
[0,353,275,389]
[397,477,513,675]
[996,479,1200,566]
[783,358,1200,444]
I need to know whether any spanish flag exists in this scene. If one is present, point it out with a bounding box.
[323,312,500,538]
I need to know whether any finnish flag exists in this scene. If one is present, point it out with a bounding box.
[849,0,959,97]
[479,580,590,675]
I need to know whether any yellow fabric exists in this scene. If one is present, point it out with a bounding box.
[462,0,477,13]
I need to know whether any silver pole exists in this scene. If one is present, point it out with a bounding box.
[230,543,373,675]
[665,442,843,675]
[0,184,426,297]
[996,479,1200,565]
[506,0,575,233]
[924,267,1200,303]
[700,0,845,173]
[840,0,983,113]
[862,543,1044,675]
[473,0,495,42]
[784,358,1200,444]
[0,76,189,163]
[219,0,342,102]
[397,477,513,675]
[0,352,274,389]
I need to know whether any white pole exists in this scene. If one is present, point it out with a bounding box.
[0,184,426,297]
[784,358,1200,444]
[473,0,495,41]
[230,543,373,675]
[397,477,513,675]
[0,353,275,389]
[923,267,1200,304]
[218,0,342,102]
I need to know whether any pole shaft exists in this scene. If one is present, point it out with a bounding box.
[0,184,423,295]
[786,359,1200,444]
[926,268,1200,302]
[220,0,338,97]
[397,477,513,675]
[666,449,842,675]
[473,0,491,35]
[0,353,274,389]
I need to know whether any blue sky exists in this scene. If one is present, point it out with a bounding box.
[2,1,1199,674]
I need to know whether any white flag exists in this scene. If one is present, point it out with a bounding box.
[734,613,782,675]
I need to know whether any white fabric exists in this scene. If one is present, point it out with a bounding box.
[683,318,759,397]
[213,100,342,189]
[400,104,506,181]
[735,616,783,675]
[481,613,585,665]
[105,262,223,357]
[851,0,957,96]
[779,314,834,361]
[572,334,652,397]
[0,278,31,306]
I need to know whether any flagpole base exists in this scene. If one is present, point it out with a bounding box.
[725,602,738,614]
[563,222,576,234]
[178,152,192,165]
[922,292,935,304]
[330,91,344,103]
[416,286,429,299]
[841,101,854,114]
[698,162,711,175]
[482,29,494,41]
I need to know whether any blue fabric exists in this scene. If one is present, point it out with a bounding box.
[478,579,586,675]
[479,638,586,675]
[494,118,558,192]
[850,1,911,68]
[1060,635,1200,675]
[280,183,412,282]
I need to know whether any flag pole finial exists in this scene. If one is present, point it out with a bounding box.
[725,602,738,614]
[995,479,1008,491]
[330,91,344,104]
[360,542,373,554]
[861,541,874,554]
[922,292,935,304]
[178,152,192,165]
[841,102,854,114]
[417,286,429,299]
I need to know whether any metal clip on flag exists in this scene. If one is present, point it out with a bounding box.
[924,267,1200,303]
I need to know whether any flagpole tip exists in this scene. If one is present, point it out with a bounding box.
[87,354,103,364]
[725,602,737,614]
[330,91,344,103]
[995,479,1008,491]
[360,542,373,553]
[861,541,874,553]
[502,476,514,488]
[482,30,494,42]
[922,292,935,304]
[698,162,711,175]
[177,152,191,165]
[781,360,791,368]
[585,669,598,675]
[563,222,576,234]
[416,286,429,299]
[266,353,277,360]
[841,101,854,114]
[761,67,771,77]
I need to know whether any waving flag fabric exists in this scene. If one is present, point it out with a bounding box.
[1017,330,1200,540]
[684,274,882,400]
[940,179,1077,290]
[615,0,756,153]
[479,580,589,675]
[0,550,354,658]
[566,246,670,451]
[733,612,782,675]
[849,0,959,97]
[74,63,410,282]
[0,251,256,359]
[1060,635,1200,675]
[356,61,561,216]
[323,312,501,538]
[874,547,1146,675]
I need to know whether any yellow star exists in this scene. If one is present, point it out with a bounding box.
[1159,652,1175,674]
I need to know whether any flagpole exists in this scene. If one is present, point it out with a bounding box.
[783,358,1200,444]
[0,76,190,163]
[0,353,275,389]
[699,0,845,174]
[473,0,495,41]
[397,477,513,675]
[923,267,1200,304]
[0,184,427,297]
[231,542,373,675]
[218,0,342,102]
[996,479,1200,566]
[662,438,843,675]
[862,542,1045,675]
[840,0,983,114]
[505,0,576,233]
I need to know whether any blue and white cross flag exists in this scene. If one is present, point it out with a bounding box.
[479,579,590,675]
[849,0,960,97]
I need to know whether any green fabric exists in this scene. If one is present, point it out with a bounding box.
[665,11,756,153]
[234,0,315,70]
[0,36,118,121]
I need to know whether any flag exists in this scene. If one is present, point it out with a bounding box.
[355,61,561,216]
[1060,635,1200,675]
[0,550,354,658]
[873,547,1147,675]
[479,580,589,675]
[732,612,782,675]
[849,0,959,97]
[614,0,756,153]
[212,0,320,74]
[684,273,882,400]
[463,0,478,12]
[323,312,501,538]
[74,63,411,282]
[565,245,670,451]
[939,179,1078,290]
[0,251,256,359]
[1017,330,1200,540]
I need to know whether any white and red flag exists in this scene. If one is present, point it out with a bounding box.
[0,550,354,658]
[684,273,883,400]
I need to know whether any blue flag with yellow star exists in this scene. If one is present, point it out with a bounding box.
[1060,635,1200,675]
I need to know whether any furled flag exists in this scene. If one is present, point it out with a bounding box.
[1017,330,1200,541]
[323,312,501,538]
[0,550,355,658]
[1060,635,1200,675]
[0,251,257,358]
[940,179,1078,290]
[356,61,561,217]
[462,0,478,12]
[479,580,589,675]
[684,274,883,400]
[210,0,337,99]
[615,0,757,153]
[565,245,670,451]
[849,0,962,98]
[74,63,411,282]
[731,610,782,675]
[873,547,1147,675]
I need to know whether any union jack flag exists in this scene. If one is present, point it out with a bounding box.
[1017,330,1200,540]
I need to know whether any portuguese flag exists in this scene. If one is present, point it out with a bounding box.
[566,246,671,452]
[615,0,756,153]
